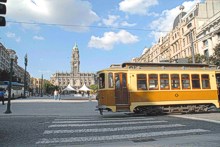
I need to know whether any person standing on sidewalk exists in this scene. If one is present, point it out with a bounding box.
[54,90,58,100]
[0,88,5,105]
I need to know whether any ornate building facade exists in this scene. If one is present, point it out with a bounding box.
[134,0,220,64]
[50,44,96,90]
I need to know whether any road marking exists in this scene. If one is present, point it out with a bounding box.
[52,118,154,123]
[36,129,209,144]
[171,115,220,124]
[48,120,167,128]
[44,124,185,134]
[54,117,153,121]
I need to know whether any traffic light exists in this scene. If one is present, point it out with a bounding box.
[0,0,7,27]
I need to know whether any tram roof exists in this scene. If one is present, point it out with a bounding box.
[121,62,213,68]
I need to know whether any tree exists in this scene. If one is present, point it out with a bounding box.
[187,54,207,63]
[209,43,220,66]
[43,81,57,95]
[89,84,98,94]
[0,69,10,81]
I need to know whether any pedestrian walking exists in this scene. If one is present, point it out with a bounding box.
[54,90,58,100]
[58,90,61,100]
[0,88,5,105]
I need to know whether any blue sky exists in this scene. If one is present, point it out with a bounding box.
[0,0,202,79]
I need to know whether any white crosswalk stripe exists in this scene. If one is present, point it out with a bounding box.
[44,124,185,134]
[36,117,210,145]
[52,118,154,123]
[37,129,209,144]
[49,120,167,127]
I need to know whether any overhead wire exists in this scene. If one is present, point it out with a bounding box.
[6,20,170,33]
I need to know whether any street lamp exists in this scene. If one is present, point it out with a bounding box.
[5,53,16,114]
[41,74,43,97]
[23,54,28,98]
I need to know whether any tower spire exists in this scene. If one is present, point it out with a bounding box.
[71,43,80,74]
[73,42,78,50]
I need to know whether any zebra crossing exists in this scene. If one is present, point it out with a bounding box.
[36,116,210,146]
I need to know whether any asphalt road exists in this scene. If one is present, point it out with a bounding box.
[0,97,220,147]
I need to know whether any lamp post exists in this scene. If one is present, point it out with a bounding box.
[41,74,43,97]
[23,54,28,98]
[5,53,15,114]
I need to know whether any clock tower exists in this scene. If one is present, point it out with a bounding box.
[71,43,80,75]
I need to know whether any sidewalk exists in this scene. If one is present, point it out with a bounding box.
[0,96,99,116]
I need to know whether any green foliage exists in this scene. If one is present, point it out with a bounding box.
[209,43,220,66]
[0,69,20,82]
[89,84,98,94]
[43,81,58,94]
[0,69,9,81]
[187,54,207,63]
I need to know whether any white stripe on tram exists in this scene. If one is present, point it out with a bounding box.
[36,129,209,144]
[52,118,154,124]
[48,120,167,128]
[44,124,185,134]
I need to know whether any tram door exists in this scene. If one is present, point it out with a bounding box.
[115,73,129,107]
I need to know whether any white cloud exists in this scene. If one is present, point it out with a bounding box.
[102,15,120,27]
[88,30,139,50]
[6,0,99,32]
[6,32,21,42]
[119,0,158,15]
[149,0,200,42]
[33,35,45,40]
[101,15,136,28]
[120,21,136,27]
[6,32,16,38]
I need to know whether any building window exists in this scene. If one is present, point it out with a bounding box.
[191,74,200,89]
[204,49,209,60]
[160,74,169,90]
[181,74,190,89]
[171,74,180,89]
[202,74,210,89]
[218,33,220,40]
[149,74,158,90]
[137,74,147,90]
[203,40,208,47]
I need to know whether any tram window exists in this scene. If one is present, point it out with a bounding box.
[181,74,191,89]
[149,74,158,90]
[192,74,200,89]
[216,74,220,87]
[99,73,105,89]
[122,73,127,88]
[137,74,147,90]
[202,74,210,89]
[160,74,169,90]
[115,74,120,89]
[108,73,113,88]
[171,74,180,89]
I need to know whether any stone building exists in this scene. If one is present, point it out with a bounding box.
[50,43,96,90]
[136,0,220,63]
[0,43,31,85]
[30,77,49,96]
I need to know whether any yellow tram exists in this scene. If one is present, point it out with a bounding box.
[96,62,220,115]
